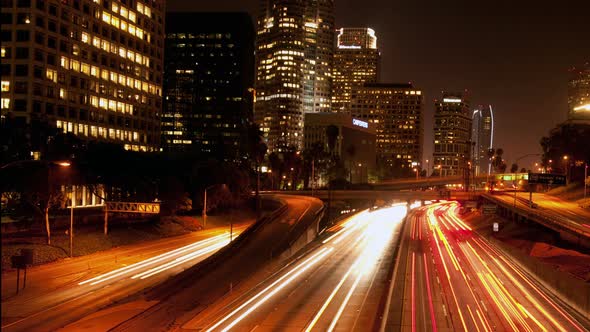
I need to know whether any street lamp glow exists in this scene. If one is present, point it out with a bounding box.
[57,161,71,167]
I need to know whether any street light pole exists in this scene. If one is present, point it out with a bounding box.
[70,186,74,257]
[202,183,227,229]
[584,163,588,200]
[202,188,207,229]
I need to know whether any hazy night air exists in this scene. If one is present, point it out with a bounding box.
[168,0,590,164]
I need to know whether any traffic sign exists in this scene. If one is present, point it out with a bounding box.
[482,204,497,215]
[528,173,566,185]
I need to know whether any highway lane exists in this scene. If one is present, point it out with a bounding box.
[107,195,324,332]
[398,202,589,332]
[491,192,590,234]
[1,223,250,332]
[186,204,408,332]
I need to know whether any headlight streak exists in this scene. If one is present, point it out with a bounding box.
[212,247,334,332]
[430,202,585,332]
[205,247,332,332]
[131,240,229,280]
[422,254,438,332]
[207,206,406,332]
[79,233,231,286]
[303,260,357,332]
[471,238,580,331]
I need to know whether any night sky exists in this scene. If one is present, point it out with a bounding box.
[167,0,590,169]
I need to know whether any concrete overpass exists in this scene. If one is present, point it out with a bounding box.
[272,190,479,202]
[482,193,590,247]
[373,175,489,190]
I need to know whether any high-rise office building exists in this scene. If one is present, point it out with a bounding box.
[303,112,375,183]
[433,93,472,177]
[471,105,494,176]
[162,13,254,161]
[350,83,423,178]
[0,0,165,153]
[332,28,379,113]
[568,62,590,122]
[254,0,334,152]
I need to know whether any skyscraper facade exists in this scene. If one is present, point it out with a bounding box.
[254,0,334,152]
[0,0,165,153]
[332,28,379,113]
[433,93,472,177]
[350,83,423,178]
[162,13,254,161]
[568,62,590,122]
[471,105,494,176]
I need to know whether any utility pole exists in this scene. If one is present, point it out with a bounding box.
[585,163,588,200]
[70,186,74,257]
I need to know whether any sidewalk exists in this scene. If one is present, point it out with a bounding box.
[1,212,254,302]
[1,210,254,273]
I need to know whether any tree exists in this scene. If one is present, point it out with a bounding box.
[510,163,519,173]
[302,142,328,189]
[345,144,356,182]
[326,125,339,155]
[540,123,590,180]
[0,161,68,245]
[520,167,527,173]
[246,124,267,215]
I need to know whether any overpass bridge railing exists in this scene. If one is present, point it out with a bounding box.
[482,193,590,239]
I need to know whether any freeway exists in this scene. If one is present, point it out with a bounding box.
[184,204,408,332]
[488,192,590,236]
[1,223,251,332]
[392,202,589,331]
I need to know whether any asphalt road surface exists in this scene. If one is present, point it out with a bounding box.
[186,204,408,332]
[1,223,251,332]
[394,201,589,332]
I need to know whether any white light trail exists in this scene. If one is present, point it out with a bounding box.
[206,247,332,332]
[79,233,230,286]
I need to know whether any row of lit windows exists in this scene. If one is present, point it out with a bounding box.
[80,32,150,67]
[57,120,139,142]
[59,56,161,96]
[111,2,137,23]
[100,11,147,41]
[136,2,152,18]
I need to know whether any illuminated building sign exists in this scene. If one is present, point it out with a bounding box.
[352,118,368,128]
[443,98,462,103]
[338,45,361,49]
[574,103,590,112]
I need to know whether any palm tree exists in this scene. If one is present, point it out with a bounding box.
[345,144,356,182]
[246,124,267,215]
[326,125,339,155]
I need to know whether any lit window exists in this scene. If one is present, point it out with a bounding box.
[46,69,57,82]
[81,32,89,43]
[102,12,111,24]
[1,47,6,58]
[60,56,69,68]
[81,63,90,75]
[59,88,66,99]
[1,98,9,109]
[1,81,9,92]
[120,7,128,19]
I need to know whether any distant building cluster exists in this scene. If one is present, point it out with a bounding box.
[568,63,590,122]
[1,0,165,152]
[21,0,590,181]
[161,12,254,161]
[433,93,472,177]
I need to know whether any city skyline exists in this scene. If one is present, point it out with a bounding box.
[168,0,590,165]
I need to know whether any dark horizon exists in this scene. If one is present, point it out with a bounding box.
[167,0,590,169]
